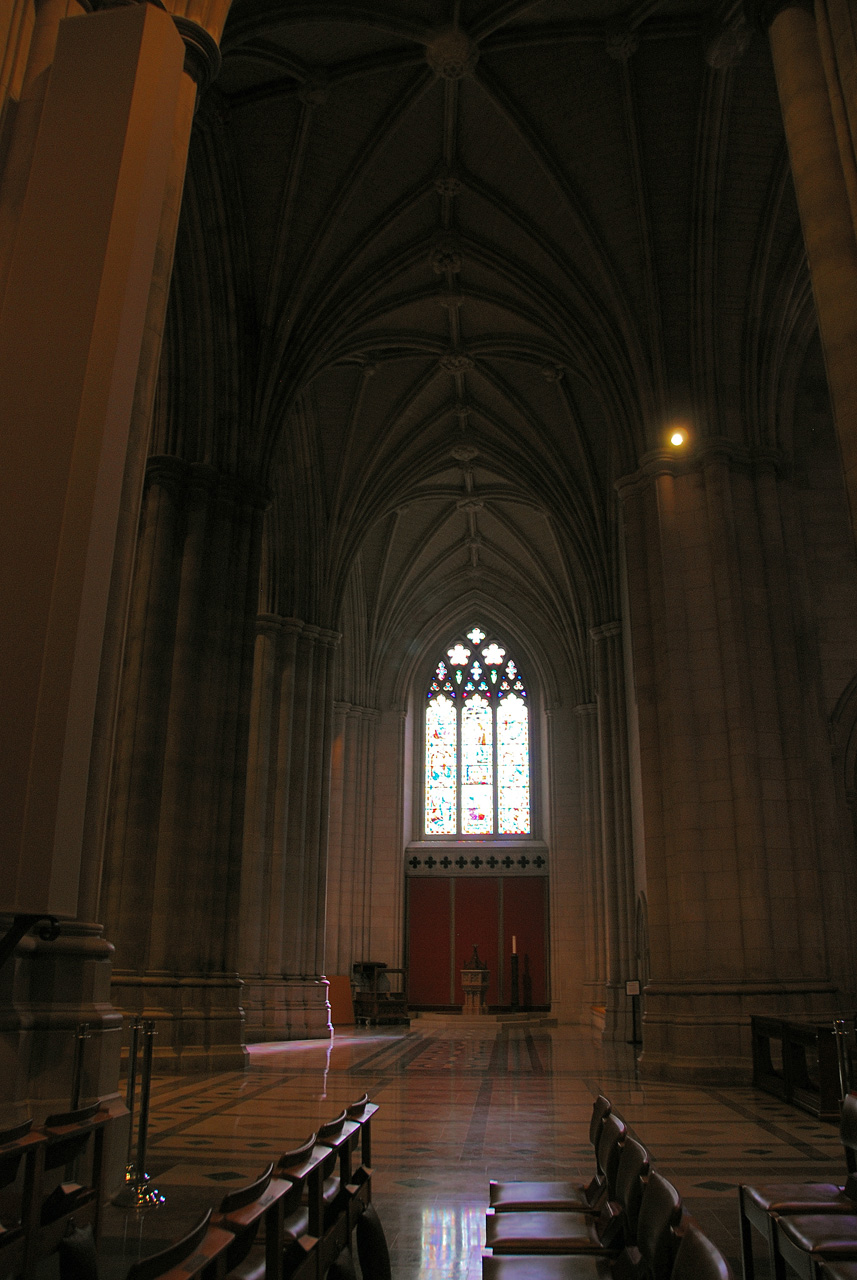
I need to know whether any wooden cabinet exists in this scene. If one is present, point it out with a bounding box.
[351,963,409,1026]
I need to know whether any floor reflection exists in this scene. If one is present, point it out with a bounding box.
[97,1020,843,1280]
[419,1207,485,1280]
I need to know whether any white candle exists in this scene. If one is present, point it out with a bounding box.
[512,935,516,955]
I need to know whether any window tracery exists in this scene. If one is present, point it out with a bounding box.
[424,626,530,836]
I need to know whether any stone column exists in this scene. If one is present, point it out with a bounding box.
[240,617,338,1041]
[326,705,379,976]
[592,623,636,1041]
[78,14,220,926]
[759,0,857,537]
[238,616,289,1041]
[280,625,338,1038]
[618,442,839,1081]
[104,459,268,1070]
[574,703,606,1024]
[0,3,189,1127]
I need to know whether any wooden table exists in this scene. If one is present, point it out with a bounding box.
[751,1014,846,1120]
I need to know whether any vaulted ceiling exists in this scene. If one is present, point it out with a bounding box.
[159,0,818,704]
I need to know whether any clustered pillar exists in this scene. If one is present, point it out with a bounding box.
[592,623,636,1041]
[619,443,844,1079]
[575,703,606,1021]
[0,0,219,1121]
[326,704,379,979]
[102,457,268,1070]
[760,0,857,541]
[239,616,340,1042]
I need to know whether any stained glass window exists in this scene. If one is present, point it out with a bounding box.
[424,627,530,836]
[425,695,457,834]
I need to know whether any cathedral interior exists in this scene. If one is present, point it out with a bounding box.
[3,0,857,1267]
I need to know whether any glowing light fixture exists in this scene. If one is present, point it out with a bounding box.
[670,429,686,447]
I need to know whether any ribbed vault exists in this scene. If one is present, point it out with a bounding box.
[163,0,818,703]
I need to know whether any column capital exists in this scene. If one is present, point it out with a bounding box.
[144,453,189,496]
[744,0,814,33]
[171,15,221,92]
[616,438,788,498]
[255,613,286,641]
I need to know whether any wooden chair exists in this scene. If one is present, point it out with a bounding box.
[818,1263,857,1280]
[481,1167,683,1280]
[345,1094,379,1178]
[484,1136,647,1258]
[0,1119,45,1280]
[343,1096,378,1229]
[211,1161,296,1280]
[312,1112,355,1272]
[126,1210,233,1280]
[739,1092,857,1280]
[276,1134,327,1280]
[26,1102,110,1280]
[671,1222,734,1280]
[489,1097,613,1215]
[773,1213,857,1280]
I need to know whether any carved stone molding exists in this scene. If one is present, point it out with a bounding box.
[298,77,329,107]
[434,169,463,197]
[605,27,639,61]
[431,232,463,274]
[590,621,622,642]
[615,437,788,498]
[425,27,479,79]
[451,443,478,462]
[144,453,190,497]
[440,350,474,373]
[172,15,221,91]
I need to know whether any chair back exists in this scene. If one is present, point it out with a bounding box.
[590,1096,612,1172]
[44,1103,101,1129]
[636,1171,683,1280]
[277,1133,318,1172]
[318,1110,347,1141]
[218,1162,275,1214]
[0,1120,32,1146]
[841,1092,857,1178]
[613,1137,649,1242]
[597,1113,627,1200]
[347,1094,370,1119]
[0,1120,36,1192]
[126,1211,213,1280]
[671,1222,734,1280]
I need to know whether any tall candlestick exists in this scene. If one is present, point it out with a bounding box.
[512,935,516,954]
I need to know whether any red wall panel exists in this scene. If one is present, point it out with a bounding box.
[407,877,453,1005]
[502,877,547,1005]
[454,878,500,1005]
[407,875,548,1008]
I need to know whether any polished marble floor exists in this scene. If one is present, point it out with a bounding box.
[100,1020,846,1280]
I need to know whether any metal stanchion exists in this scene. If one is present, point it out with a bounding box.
[114,1020,164,1208]
[65,1022,92,1179]
[124,1017,142,1184]
[834,1019,850,1105]
[70,1022,91,1110]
